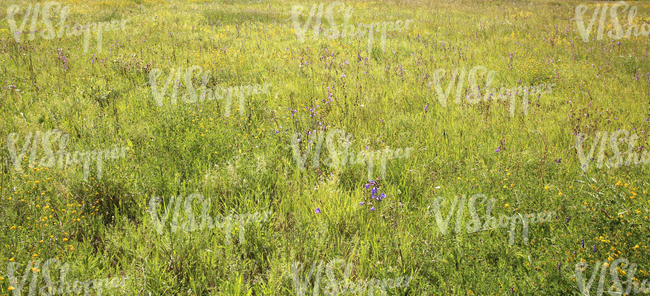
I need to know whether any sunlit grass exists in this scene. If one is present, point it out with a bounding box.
[0,0,649,294]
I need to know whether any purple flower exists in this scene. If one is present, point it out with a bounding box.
[315,207,321,214]
[359,202,365,205]
[424,104,429,113]
[370,206,375,211]
[581,238,584,249]
[496,146,501,153]
[593,245,597,253]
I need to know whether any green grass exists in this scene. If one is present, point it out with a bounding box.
[1,0,650,295]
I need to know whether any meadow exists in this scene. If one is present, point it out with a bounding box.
[1,0,650,295]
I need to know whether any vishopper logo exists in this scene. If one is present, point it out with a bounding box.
[575,258,649,295]
[6,130,130,181]
[289,2,414,55]
[289,129,413,180]
[290,258,412,296]
[430,65,555,117]
[575,129,650,170]
[148,66,271,117]
[572,1,650,42]
[5,258,127,296]
[147,193,272,244]
[427,193,556,245]
[5,1,130,53]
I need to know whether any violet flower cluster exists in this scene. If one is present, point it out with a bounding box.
[360,180,386,211]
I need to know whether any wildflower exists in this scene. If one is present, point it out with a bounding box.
[370,207,375,211]
[315,207,321,214]
[359,202,365,205]
[582,238,585,249]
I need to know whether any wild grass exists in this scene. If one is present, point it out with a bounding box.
[1,0,650,295]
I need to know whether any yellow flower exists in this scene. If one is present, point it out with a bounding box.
[558,192,563,196]
[505,204,510,208]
